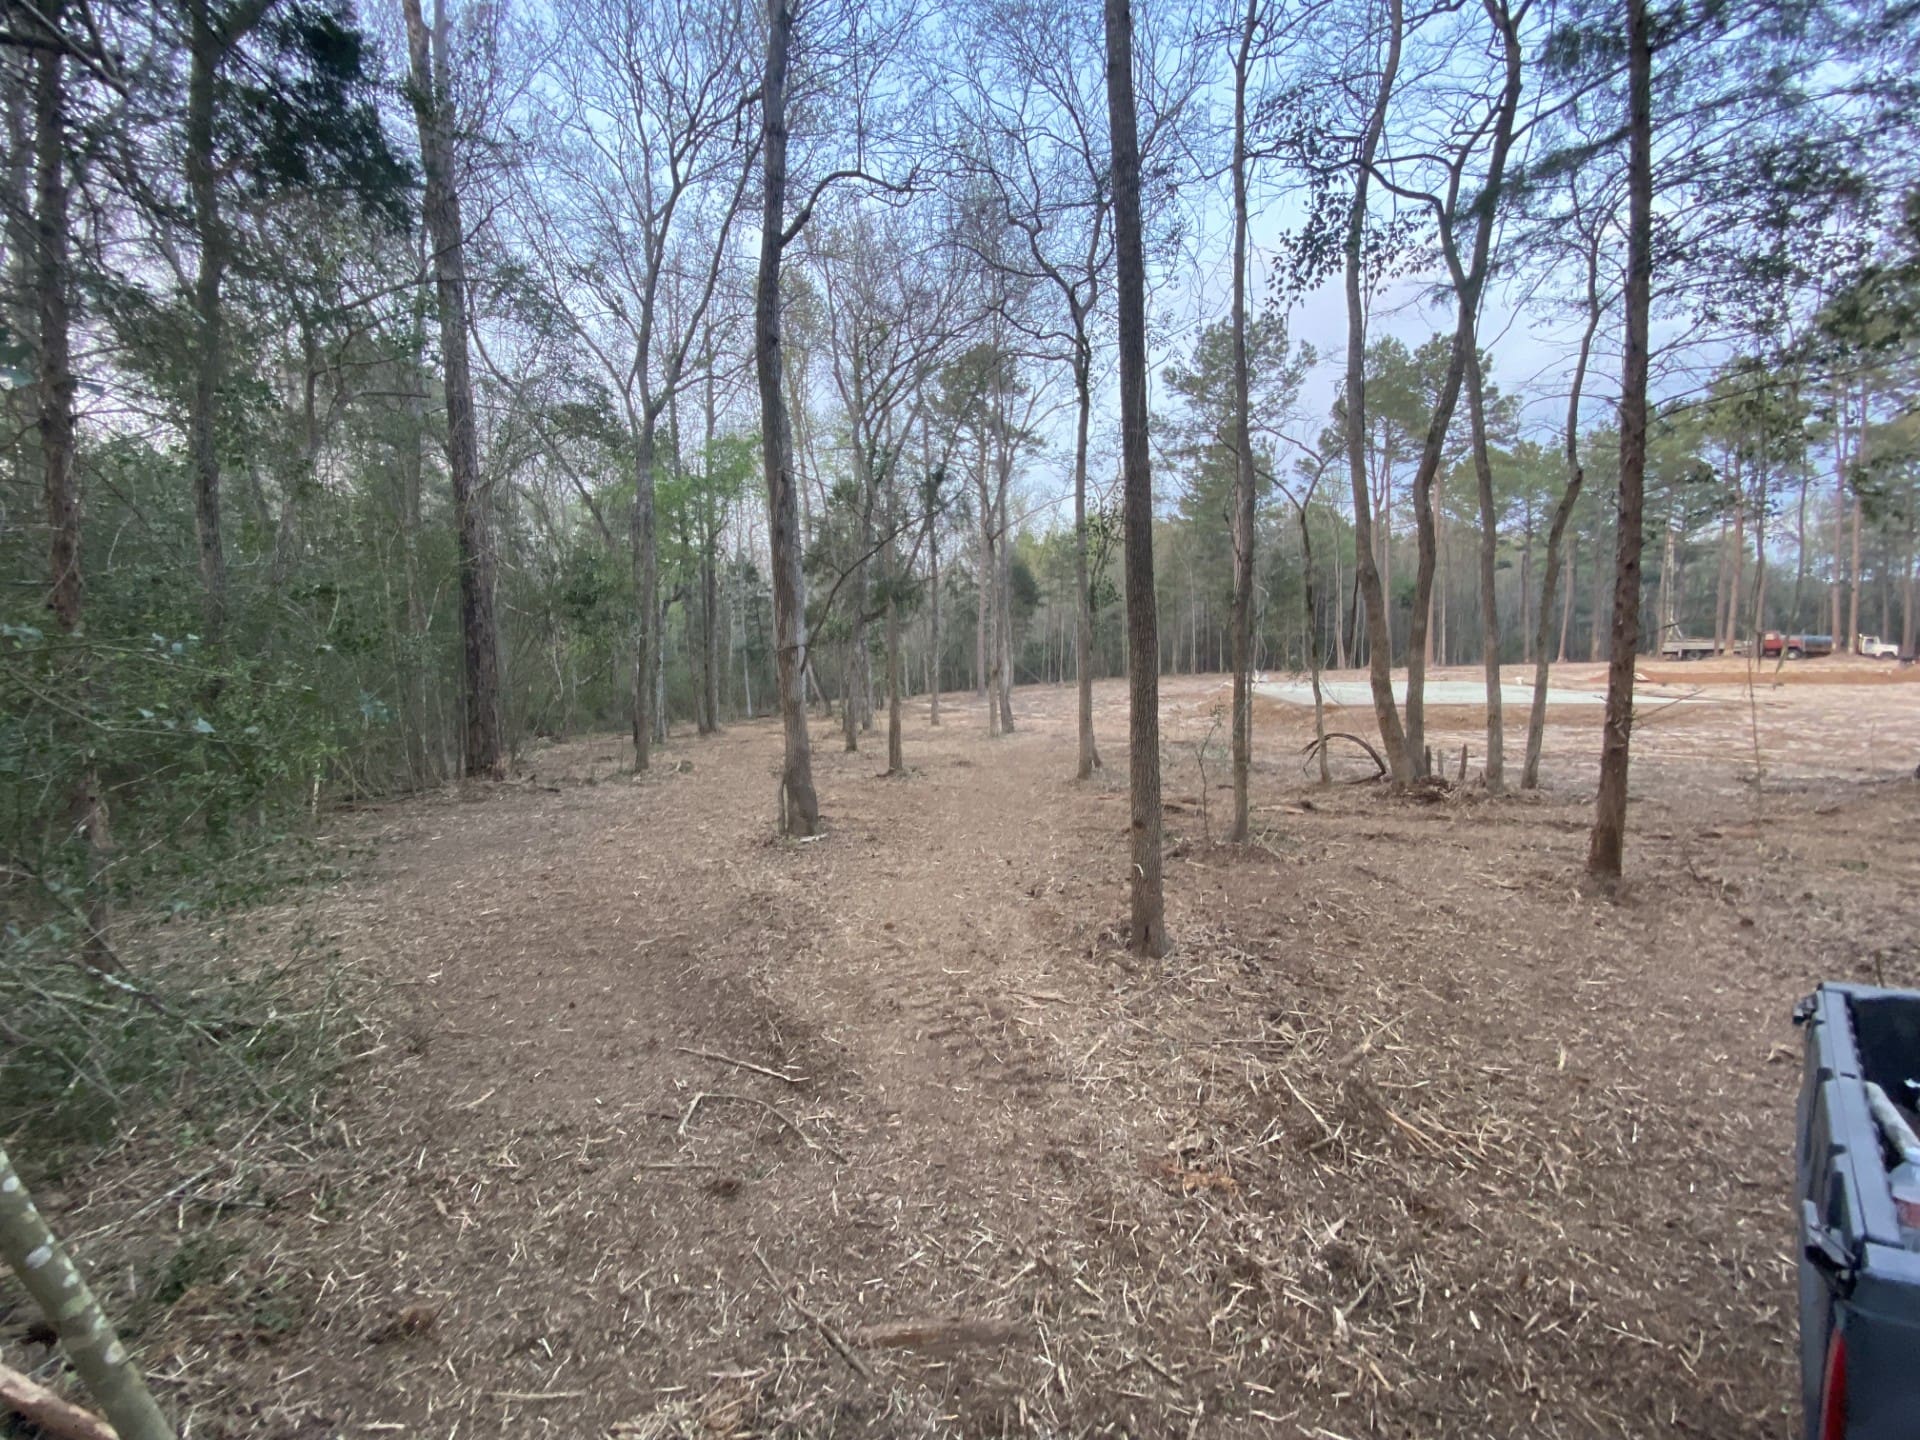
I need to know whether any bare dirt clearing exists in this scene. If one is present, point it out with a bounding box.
[6,665,1920,1438]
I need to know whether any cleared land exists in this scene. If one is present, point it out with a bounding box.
[5,660,1919,1438]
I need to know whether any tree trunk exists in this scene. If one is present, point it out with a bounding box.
[1902,531,1915,657]
[31,5,110,964]
[1073,349,1100,777]
[1721,470,1745,654]
[886,544,904,775]
[843,439,875,754]
[0,1142,175,1440]
[1104,0,1166,958]
[976,429,990,702]
[928,498,943,724]
[1831,378,1848,643]
[1333,545,1348,669]
[1589,517,1610,661]
[1523,241,1602,789]
[1848,482,1863,650]
[996,518,1016,732]
[1227,0,1257,841]
[402,0,504,780]
[186,1,230,646]
[754,0,818,835]
[631,423,659,768]
[1465,346,1505,791]
[1340,0,1410,782]
[1588,0,1651,885]
[1412,0,1524,778]
[699,364,721,734]
[1299,501,1333,785]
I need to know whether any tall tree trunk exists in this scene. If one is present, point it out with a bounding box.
[398,278,435,783]
[402,0,504,779]
[1848,479,1863,649]
[1227,0,1257,841]
[1416,0,1525,784]
[631,423,658,768]
[699,361,721,735]
[1072,347,1099,776]
[1464,345,1505,791]
[843,439,875,753]
[996,504,1016,732]
[32,5,109,964]
[1519,497,1534,663]
[885,533,904,774]
[1588,0,1651,884]
[1104,0,1165,957]
[1340,0,1410,781]
[1589,518,1610,661]
[976,426,991,704]
[0,1142,175,1440]
[700,539,719,733]
[928,485,943,725]
[1831,379,1848,643]
[1902,530,1915,657]
[1522,280,1600,787]
[1711,512,1731,652]
[1721,470,1745,654]
[1333,545,1347,668]
[186,2,229,645]
[1298,499,1333,785]
[754,0,817,835]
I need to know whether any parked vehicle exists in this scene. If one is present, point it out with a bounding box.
[1857,635,1900,660]
[1794,983,1920,1439]
[1659,635,1747,660]
[1763,632,1836,660]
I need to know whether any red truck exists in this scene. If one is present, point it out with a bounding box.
[1763,632,1836,659]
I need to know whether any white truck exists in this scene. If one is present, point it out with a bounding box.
[1858,634,1901,660]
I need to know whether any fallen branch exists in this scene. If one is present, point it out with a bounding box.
[678,1092,817,1149]
[674,1046,804,1086]
[1301,732,1387,781]
[0,1362,118,1440]
[753,1247,874,1380]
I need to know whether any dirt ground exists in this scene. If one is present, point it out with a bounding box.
[7,659,1920,1439]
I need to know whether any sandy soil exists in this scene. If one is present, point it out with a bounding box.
[6,662,1920,1439]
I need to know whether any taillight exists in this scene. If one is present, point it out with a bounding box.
[1820,1326,1848,1440]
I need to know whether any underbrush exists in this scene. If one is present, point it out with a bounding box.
[0,841,372,1163]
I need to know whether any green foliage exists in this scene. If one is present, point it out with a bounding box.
[0,901,365,1153]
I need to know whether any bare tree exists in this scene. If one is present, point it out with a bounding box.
[401,0,504,778]
[1104,0,1165,957]
[810,205,966,756]
[511,0,755,769]
[1366,0,1531,788]
[947,0,1115,777]
[751,0,920,833]
[1339,0,1412,782]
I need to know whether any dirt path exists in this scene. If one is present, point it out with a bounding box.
[11,672,1920,1438]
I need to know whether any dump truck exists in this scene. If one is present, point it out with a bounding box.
[1763,632,1836,660]
[1794,983,1920,1439]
